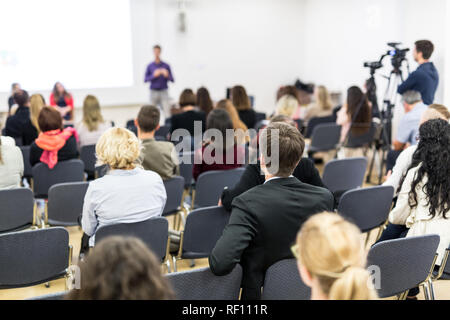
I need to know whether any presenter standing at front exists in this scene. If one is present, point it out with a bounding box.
[144,45,174,120]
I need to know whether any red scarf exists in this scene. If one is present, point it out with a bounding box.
[35,127,78,169]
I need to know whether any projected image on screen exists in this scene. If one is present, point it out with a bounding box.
[0,0,133,92]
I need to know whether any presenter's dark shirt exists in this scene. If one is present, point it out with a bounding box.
[398,62,439,105]
[144,61,174,90]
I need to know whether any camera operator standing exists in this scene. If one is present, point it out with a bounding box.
[397,40,439,105]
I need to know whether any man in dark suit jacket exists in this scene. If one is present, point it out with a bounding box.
[209,122,334,300]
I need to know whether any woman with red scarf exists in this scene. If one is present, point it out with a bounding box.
[30,107,79,168]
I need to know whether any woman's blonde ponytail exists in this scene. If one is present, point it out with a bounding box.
[328,266,377,300]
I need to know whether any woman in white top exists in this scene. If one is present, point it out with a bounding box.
[81,127,167,247]
[76,95,112,148]
[0,136,24,189]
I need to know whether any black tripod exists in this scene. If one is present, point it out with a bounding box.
[366,68,404,184]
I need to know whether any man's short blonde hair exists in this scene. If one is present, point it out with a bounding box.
[96,127,141,170]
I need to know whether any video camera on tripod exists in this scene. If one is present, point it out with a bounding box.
[362,42,410,184]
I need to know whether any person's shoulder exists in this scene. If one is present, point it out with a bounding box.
[137,167,163,181]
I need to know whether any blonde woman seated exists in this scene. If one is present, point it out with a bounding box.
[29,94,45,133]
[275,95,299,119]
[304,85,333,122]
[293,212,378,300]
[76,95,112,148]
[81,128,167,248]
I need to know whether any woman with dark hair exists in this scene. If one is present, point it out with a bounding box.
[192,109,244,180]
[336,86,372,143]
[231,85,257,129]
[170,88,206,137]
[66,237,174,300]
[49,81,74,121]
[29,107,79,168]
[378,119,450,298]
[196,87,213,115]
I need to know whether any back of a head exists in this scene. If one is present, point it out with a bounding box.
[415,40,434,60]
[276,95,298,118]
[196,87,213,114]
[276,85,299,102]
[30,94,45,132]
[82,95,104,132]
[13,89,29,107]
[38,106,63,133]
[269,114,296,128]
[179,89,197,108]
[66,236,174,300]
[206,108,234,148]
[296,212,377,300]
[216,99,248,131]
[231,85,250,111]
[96,127,140,170]
[346,86,371,135]
[259,122,305,177]
[316,85,333,111]
[402,90,422,105]
[137,105,160,133]
[429,104,450,121]
[420,106,448,125]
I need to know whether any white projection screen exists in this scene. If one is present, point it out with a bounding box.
[0,0,133,92]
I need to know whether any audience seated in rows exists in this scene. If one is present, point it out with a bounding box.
[196,87,214,116]
[136,105,179,180]
[209,122,334,300]
[4,89,38,146]
[75,95,112,148]
[29,107,79,168]
[193,109,244,181]
[170,89,206,137]
[386,90,428,172]
[0,136,24,190]
[231,85,257,129]
[66,237,174,300]
[220,115,327,211]
[50,82,74,121]
[384,104,450,193]
[303,85,334,122]
[294,212,378,300]
[81,127,167,248]
[378,119,450,298]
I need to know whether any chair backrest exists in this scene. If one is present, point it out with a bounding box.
[32,159,85,198]
[178,152,194,189]
[163,176,185,216]
[0,188,34,233]
[366,235,440,298]
[262,259,311,300]
[47,182,90,225]
[0,228,69,288]
[193,168,245,209]
[166,265,242,300]
[182,206,231,258]
[309,123,342,152]
[338,186,394,232]
[19,146,32,178]
[80,144,96,174]
[95,217,168,262]
[345,121,378,148]
[254,112,267,128]
[322,157,367,194]
[305,114,336,138]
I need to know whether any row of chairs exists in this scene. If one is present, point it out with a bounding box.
[26,234,449,300]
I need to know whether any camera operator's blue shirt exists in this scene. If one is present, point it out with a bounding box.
[396,102,428,146]
[397,62,439,105]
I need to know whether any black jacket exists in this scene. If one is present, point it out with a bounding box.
[30,135,79,167]
[170,110,206,137]
[4,106,38,146]
[209,177,334,300]
[397,62,439,105]
[221,158,326,211]
[238,109,257,129]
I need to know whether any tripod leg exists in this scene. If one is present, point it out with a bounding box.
[366,145,377,184]
[378,148,387,185]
